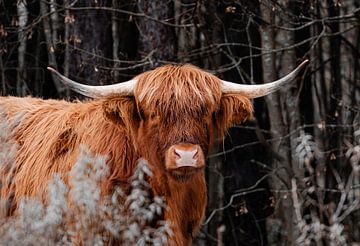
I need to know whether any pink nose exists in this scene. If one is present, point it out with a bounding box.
[174,147,198,160]
[165,143,205,169]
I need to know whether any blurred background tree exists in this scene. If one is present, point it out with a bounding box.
[0,0,359,245]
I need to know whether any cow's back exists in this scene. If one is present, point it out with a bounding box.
[0,96,137,215]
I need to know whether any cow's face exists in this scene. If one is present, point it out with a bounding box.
[103,65,253,181]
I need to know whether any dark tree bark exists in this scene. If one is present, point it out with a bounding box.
[137,0,176,69]
[260,0,300,244]
[199,1,225,245]
[69,0,112,85]
[327,1,342,171]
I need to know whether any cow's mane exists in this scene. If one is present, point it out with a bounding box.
[134,64,222,120]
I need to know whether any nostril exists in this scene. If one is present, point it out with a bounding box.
[192,149,198,159]
[174,149,182,159]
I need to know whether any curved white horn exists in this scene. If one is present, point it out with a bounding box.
[47,67,136,98]
[221,60,309,98]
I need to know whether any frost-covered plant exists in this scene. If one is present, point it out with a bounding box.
[0,112,18,169]
[294,130,319,173]
[0,146,171,245]
[0,175,69,245]
[292,179,348,246]
[122,159,171,246]
[292,129,360,245]
[345,129,360,171]
[69,146,109,216]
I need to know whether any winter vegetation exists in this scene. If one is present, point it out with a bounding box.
[291,130,360,245]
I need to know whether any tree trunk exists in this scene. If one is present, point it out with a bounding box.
[69,0,112,85]
[40,0,65,95]
[200,1,225,245]
[327,0,342,172]
[136,0,176,69]
[16,1,28,96]
[260,1,294,244]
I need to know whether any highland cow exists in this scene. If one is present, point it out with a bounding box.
[0,61,308,245]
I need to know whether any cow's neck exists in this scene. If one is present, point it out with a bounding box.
[161,172,207,246]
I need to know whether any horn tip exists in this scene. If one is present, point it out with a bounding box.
[47,66,56,73]
[299,59,309,67]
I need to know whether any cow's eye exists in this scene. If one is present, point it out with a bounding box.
[142,111,159,121]
[150,112,160,121]
[138,109,146,120]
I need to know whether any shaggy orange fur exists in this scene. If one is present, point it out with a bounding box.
[0,64,253,245]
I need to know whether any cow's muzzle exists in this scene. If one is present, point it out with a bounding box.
[165,143,205,170]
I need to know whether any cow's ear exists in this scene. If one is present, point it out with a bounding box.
[216,94,253,132]
[102,96,139,129]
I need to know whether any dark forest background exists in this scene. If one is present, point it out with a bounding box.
[1,0,359,245]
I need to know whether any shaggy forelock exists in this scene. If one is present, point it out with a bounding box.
[134,64,222,119]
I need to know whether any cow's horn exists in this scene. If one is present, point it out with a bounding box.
[47,67,135,98]
[220,60,309,98]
